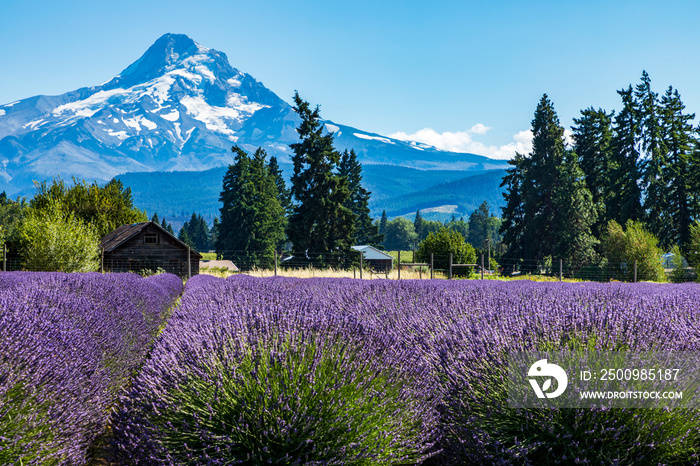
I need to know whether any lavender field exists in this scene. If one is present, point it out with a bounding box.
[113,275,700,464]
[0,272,183,465]
[4,274,700,464]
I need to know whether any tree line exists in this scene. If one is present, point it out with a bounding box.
[500,71,700,277]
[376,202,501,254]
[212,92,382,268]
[0,179,146,272]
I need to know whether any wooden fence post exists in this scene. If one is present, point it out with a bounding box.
[187,246,191,279]
[481,254,484,280]
[398,251,401,280]
[100,247,104,274]
[274,250,278,276]
[430,253,434,280]
[359,252,363,280]
[3,243,6,272]
[634,260,638,283]
[449,253,453,280]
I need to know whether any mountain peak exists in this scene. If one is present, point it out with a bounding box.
[108,33,208,89]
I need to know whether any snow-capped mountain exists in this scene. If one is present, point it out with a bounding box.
[0,33,506,196]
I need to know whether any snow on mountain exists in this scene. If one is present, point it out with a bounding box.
[0,33,506,196]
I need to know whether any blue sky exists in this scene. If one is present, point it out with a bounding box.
[1,0,698,159]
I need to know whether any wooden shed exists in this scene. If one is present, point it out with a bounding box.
[351,245,394,272]
[100,221,201,278]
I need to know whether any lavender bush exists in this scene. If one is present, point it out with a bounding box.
[9,272,695,464]
[0,272,182,465]
[430,281,700,464]
[113,275,439,464]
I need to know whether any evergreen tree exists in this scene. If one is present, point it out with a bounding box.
[659,86,698,249]
[520,94,569,262]
[445,215,468,240]
[216,146,285,268]
[286,93,354,259]
[468,201,499,249]
[151,212,160,224]
[609,86,644,226]
[161,218,175,235]
[210,217,220,250]
[379,210,388,235]
[551,150,599,265]
[636,71,669,240]
[268,156,292,216]
[499,152,527,259]
[338,149,382,246]
[500,95,597,268]
[177,227,195,249]
[183,213,210,251]
[413,210,423,239]
[571,107,613,237]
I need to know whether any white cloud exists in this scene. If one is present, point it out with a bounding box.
[468,123,490,135]
[388,127,533,160]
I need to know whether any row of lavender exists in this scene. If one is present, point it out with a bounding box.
[0,272,183,465]
[113,275,700,464]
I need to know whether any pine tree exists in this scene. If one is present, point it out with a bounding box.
[499,152,527,260]
[551,150,599,265]
[609,86,644,226]
[660,86,697,249]
[571,107,612,237]
[287,93,354,259]
[268,156,292,216]
[216,146,285,268]
[379,210,388,235]
[338,149,382,246]
[151,212,160,225]
[468,201,494,249]
[520,94,569,261]
[178,227,195,249]
[414,210,423,239]
[181,213,209,251]
[636,71,669,240]
[500,95,597,268]
[161,218,174,235]
[210,217,220,250]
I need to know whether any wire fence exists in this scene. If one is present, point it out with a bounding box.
[2,244,698,283]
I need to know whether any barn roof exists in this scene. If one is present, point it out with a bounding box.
[351,245,394,261]
[99,221,202,257]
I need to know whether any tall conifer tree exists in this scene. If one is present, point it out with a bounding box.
[268,156,292,216]
[217,146,285,268]
[572,107,612,237]
[636,71,668,238]
[609,86,644,226]
[338,149,382,246]
[286,93,354,258]
[414,210,424,239]
[379,210,388,235]
[660,86,698,249]
[500,95,597,268]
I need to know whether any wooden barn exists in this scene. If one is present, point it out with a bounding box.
[100,221,201,278]
[351,245,394,272]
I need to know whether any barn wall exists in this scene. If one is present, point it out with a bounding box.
[103,224,200,277]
